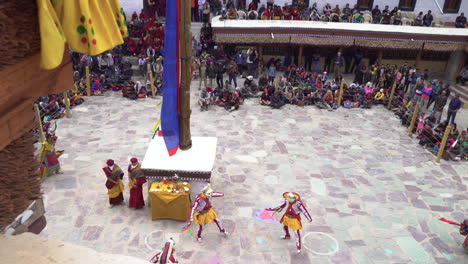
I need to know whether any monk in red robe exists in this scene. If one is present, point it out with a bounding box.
[273,5,283,19]
[128,157,147,209]
[262,7,273,20]
[283,4,292,20]
[103,159,125,207]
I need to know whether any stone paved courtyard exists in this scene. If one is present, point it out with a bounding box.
[40,83,468,264]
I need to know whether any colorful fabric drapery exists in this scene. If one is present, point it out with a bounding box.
[160,0,180,156]
[38,0,128,69]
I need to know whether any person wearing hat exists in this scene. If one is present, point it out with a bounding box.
[188,185,228,243]
[128,158,146,209]
[102,159,125,207]
[267,192,312,253]
[149,237,179,263]
[374,88,385,104]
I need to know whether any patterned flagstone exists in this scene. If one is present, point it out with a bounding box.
[39,81,468,263]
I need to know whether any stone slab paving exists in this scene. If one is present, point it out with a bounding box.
[40,83,468,263]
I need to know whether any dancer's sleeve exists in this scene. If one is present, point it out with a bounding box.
[189,200,199,221]
[298,201,312,222]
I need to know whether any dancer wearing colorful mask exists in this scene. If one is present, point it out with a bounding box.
[149,237,179,264]
[267,192,312,253]
[189,185,228,242]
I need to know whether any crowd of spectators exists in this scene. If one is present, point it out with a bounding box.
[189,0,466,28]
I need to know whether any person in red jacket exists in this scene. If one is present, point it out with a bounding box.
[139,9,149,25]
[267,192,312,253]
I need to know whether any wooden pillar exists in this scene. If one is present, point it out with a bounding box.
[179,0,192,150]
[387,82,397,110]
[63,91,72,118]
[298,45,304,66]
[407,102,419,136]
[147,64,156,98]
[338,80,345,106]
[435,125,452,163]
[85,66,91,96]
[33,104,45,143]
[415,47,423,68]
[377,49,383,67]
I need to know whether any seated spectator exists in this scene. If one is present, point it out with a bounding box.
[260,89,271,105]
[228,8,238,19]
[262,6,273,19]
[372,5,382,24]
[374,89,385,104]
[382,11,391,24]
[414,12,424,26]
[390,6,398,16]
[310,11,320,21]
[138,82,148,98]
[300,7,311,20]
[393,10,402,25]
[226,92,241,112]
[332,4,341,15]
[270,92,285,109]
[283,3,292,20]
[423,10,433,27]
[456,13,467,28]
[323,3,332,16]
[322,89,334,110]
[273,5,283,19]
[199,88,211,111]
[354,13,364,23]
[292,6,302,20]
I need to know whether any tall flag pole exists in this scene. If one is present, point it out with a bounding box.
[160,0,180,156]
[179,0,193,150]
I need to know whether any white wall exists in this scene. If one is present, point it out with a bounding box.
[121,0,144,19]
[248,0,467,20]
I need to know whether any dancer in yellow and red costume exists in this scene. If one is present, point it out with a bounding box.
[267,192,312,253]
[149,237,179,264]
[189,185,228,242]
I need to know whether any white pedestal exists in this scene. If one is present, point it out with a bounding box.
[141,136,218,182]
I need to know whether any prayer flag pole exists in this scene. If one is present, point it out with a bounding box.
[337,79,344,106]
[147,64,156,99]
[62,91,72,118]
[34,104,45,143]
[85,66,91,96]
[387,82,397,110]
[407,102,419,136]
[435,124,452,163]
[179,0,192,150]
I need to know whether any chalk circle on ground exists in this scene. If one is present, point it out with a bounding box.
[145,230,161,251]
[302,232,339,256]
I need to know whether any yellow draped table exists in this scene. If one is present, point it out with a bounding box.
[149,181,191,221]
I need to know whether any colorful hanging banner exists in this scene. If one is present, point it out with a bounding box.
[160,0,180,156]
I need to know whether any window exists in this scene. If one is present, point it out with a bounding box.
[398,0,417,11]
[443,0,462,13]
[357,0,374,10]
